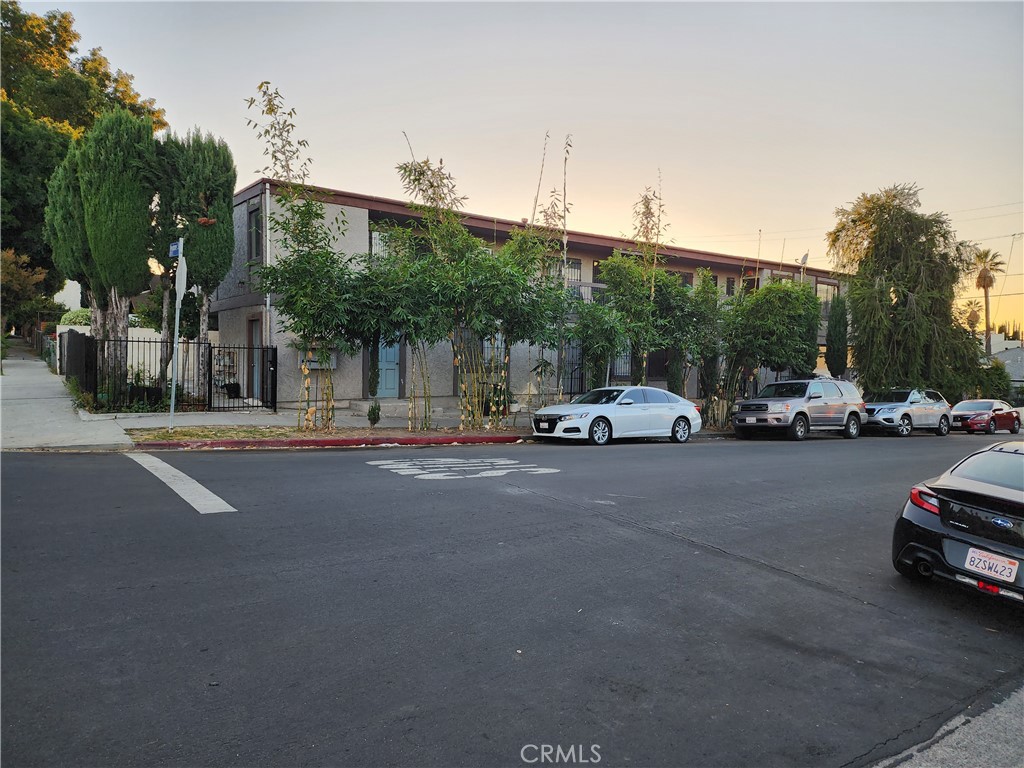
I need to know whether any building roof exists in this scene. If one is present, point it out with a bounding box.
[235,178,838,280]
[993,346,1024,382]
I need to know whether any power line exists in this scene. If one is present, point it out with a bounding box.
[949,202,1023,213]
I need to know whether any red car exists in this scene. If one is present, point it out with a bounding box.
[950,399,1021,434]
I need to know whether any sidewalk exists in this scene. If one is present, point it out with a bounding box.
[0,339,527,451]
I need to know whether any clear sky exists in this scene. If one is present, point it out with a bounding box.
[33,1,1024,327]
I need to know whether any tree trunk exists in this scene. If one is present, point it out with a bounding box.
[198,290,210,397]
[984,287,992,356]
[158,283,172,388]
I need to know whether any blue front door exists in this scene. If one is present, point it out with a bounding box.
[378,342,400,398]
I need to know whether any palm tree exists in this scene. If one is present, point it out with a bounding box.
[964,299,983,334]
[974,248,1006,355]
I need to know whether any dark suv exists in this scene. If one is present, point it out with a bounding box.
[733,378,867,440]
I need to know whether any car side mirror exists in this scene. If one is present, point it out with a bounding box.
[619,398,634,406]
[910,398,921,404]
[993,407,1003,413]
[809,392,822,400]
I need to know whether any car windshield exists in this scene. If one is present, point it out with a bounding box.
[952,400,994,412]
[950,451,1024,492]
[864,390,912,403]
[572,388,624,405]
[757,382,807,399]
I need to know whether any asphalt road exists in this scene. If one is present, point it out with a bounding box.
[3,433,1023,767]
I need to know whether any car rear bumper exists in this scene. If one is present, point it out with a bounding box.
[892,504,1024,603]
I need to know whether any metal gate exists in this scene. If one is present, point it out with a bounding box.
[61,331,277,413]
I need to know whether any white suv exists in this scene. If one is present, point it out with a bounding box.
[733,378,867,441]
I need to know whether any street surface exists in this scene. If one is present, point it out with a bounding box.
[3,434,1023,767]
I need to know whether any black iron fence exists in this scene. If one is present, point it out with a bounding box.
[61,330,277,413]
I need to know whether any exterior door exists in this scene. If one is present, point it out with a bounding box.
[806,382,830,426]
[247,318,261,399]
[615,388,651,436]
[378,342,400,398]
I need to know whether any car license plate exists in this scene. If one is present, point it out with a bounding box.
[745,417,756,424]
[538,421,548,429]
[964,547,1019,583]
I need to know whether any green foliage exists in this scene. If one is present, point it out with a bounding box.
[59,307,90,325]
[367,398,381,428]
[599,252,661,384]
[746,280,820,377]
[166,130,236,294]
[568,298,625,390]
[691,269,724,401]
[825,293,848,378]
[1,248,47,326]
[1,99,73,295]
[77,109,155,298]
[1,1,166,131]
[973,359,1011,400]
[44,142,104,298]
[827,183,977,394]
[2,0,165,302]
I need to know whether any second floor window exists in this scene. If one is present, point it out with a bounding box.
[566,258,581,283]
[726,277,736,296]
[247,207,263,284]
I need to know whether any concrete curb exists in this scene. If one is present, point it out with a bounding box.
[133,434,531,451]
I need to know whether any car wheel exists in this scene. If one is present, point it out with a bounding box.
[1012,418,1021,435]
[896,414,912,437]
[735,427,752,440]
[588,417,612,446]
[986,418,997,435]
[670,416,691,443]
[788,414,808,441]
[843,413,861,439]
[934,416,950,437]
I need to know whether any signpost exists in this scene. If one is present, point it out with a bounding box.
[169,238,186,431]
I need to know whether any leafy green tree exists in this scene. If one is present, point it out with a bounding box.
[568,298,625,390]
[750,280,820,378]
[1,1,166,131]
[247,81,349,429]
[0,99,73,295]
[44,141,108,337]
[2,0,165,303]
[827,183,978,395]
[824,293,848,378]
[164,129,237,390]
[1,248,46,333]
[77,109,157,342]
[599,252,661,385]
[973,248,1005,355]
[652,270,697,395]
[692,269,724,402]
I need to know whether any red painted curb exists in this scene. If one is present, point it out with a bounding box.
[133,434,531,450]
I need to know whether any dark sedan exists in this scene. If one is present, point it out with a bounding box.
[949,399,1021,434]
[892,441,1023,603]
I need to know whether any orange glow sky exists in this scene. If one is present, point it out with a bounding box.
[38,1,1023,327]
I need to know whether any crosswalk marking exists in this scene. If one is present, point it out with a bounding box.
[126,453,236,514]
[367,457,560,480]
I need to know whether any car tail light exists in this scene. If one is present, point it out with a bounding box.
[977,581,1000,594]
[694,406,700,413]
[910,486,940,515]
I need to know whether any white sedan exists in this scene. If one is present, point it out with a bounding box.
[532,386,702,445]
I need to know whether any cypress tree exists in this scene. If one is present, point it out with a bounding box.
[824,293,848,378]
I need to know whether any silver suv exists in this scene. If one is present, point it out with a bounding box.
[863,388,952,437]
[733,378,867,440]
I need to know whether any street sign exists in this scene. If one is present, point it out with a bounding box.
[174,254,188,307]
[169,240,181,260]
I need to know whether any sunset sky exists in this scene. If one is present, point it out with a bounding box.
[35,1,1024,327]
